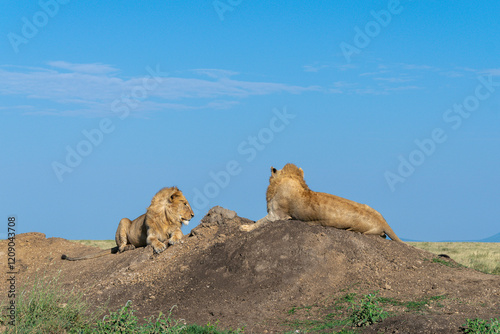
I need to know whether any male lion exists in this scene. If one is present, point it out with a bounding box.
[240,163,402,242]
[61,187,194,261]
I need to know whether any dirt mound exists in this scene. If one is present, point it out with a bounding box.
[2,206,499,332]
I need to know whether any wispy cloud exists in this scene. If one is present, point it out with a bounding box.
[398,63,437,71]
[384,85,423,92]
[303,63,331,73]
[190,68,239,79]
[359,70,390,76]
[353,88,389,95]
[482,68,500,76]
[335,63,358,71]
[302,60,487,95]
[0,63,319,117]
[47,61,120,74]
[0,105,35,111]
[439,71,464,78]
[327,64,425,95]
[373,77,414,83]
[436,66,500,78]
[302,62,359,73]
[312,61,498,95]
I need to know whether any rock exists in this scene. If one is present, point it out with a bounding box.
[201,206,237,225]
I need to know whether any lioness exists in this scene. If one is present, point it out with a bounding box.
[240,163,402,242]
[62,187,194,261]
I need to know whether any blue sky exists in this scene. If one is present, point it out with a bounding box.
[1,1,499,242]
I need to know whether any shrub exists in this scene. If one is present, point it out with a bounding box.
[348,292,388,327]
[462,318,500,334]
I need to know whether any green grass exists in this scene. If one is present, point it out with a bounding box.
[462,318,500,333]
[348,292,388,327]
[378,294,446,313]
[403,295,445,312]
[91,301,242,334]
[0,277,242,334]
[430,257,466,269]
[284,291,389,333]
[410,242,500,275]
[0,275,99,333]
[283,292,451,333]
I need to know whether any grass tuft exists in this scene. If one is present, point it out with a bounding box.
[1,275,99,333]
[283,291,389,332]
[348,291,388,327]
[462,317,500,333]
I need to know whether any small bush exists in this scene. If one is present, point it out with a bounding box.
[90,301,189,334]
[348,292,388,327]
[92,300,140,333]
[462,318,500,334]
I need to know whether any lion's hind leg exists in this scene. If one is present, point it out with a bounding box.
[240,215,270,232]
[116,218,135,253]
[240,211,291,232]
[362,227,386,238]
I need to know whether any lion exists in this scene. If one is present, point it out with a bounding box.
[240,163,402,242]
[61,187,194,261]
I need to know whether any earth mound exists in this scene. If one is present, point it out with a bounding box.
[1,206,499,333]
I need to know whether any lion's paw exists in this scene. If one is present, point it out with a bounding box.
[153,242,167,254]
[168,237,182,246]
[118,244,136,253]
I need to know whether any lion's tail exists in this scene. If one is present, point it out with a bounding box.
[61,247,119,261]
[384,224,402,242]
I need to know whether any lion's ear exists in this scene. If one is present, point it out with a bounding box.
[169,190,182,203]
[299,167,304,177]
[271,167,277,175]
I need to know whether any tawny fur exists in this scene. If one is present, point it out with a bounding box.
[62,187,194,261]
[240,163,402,242]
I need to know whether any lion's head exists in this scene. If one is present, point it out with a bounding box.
[264,163,311,205]
[269,163,309,189]
[147,187,194,226]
